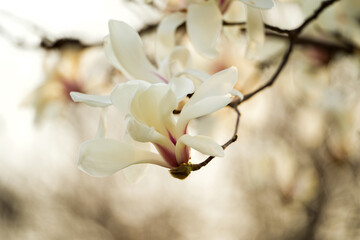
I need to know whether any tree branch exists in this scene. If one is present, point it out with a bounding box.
[236,0,340,105]
[241,39,294,103]
[188,0,341,174]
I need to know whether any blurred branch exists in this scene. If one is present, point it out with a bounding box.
[0,9,158,51]
[40,38,101,50]
[236,0,340,105]
[0,10,102,50]
[2,0,351,57]
[266,32,356,54]
[300,151,327,240]
[242,39,294,103]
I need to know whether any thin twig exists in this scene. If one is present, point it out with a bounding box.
[266,32,355,54]
[296,0,340,35]
[223,21,246,27]
[241,39,294,103]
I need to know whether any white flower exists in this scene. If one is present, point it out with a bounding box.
[176,0,274,58]
[23,45,113,124]
[71,67,238,179]
[104,19,192,84]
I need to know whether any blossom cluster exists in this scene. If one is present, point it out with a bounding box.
[71,0,275,179]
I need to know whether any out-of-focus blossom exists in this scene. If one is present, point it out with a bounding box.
[71,67,239,179]
[23,42,113,124]
[300,0,360,46]
[261,1,304,30]
[164,0,274,58]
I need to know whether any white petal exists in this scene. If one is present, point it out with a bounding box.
[110,80,150,115]
[177,95,231,137]
[177,134,224,158]
[181,95,232,121]
[241,0,274,9]
[170,76,195,103]
[156,12,186,65]
[246,7,265,59]
[187,2,222,58]
[70,92,111,107]
[180,69,211,88]
[185,66,238,107]
[78,138,169,177]
[127,116,175,151]
[230,89,244,100]
[130,84,169,135]
[158,46,192,80]
[108,20,162,83]
[103,35,123,71]
[182,69,210,82]
[223,0,247,22]
[159,88,177,131]
[261,2,304,29]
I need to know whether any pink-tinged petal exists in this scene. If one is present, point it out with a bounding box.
[78,138,170,177]
[158,46,192,80]
[177,134,224,158]
[70,92,111,107]
[176,95,232,137]
[154,143,179,167]
[241,0,274,9]
[246,7,265,58]
[110,80,150,115]
[156,12,186,65]
[108,20,162,83]
[187,2,222,58]
[127,116,175,151]
[218,0,232,13]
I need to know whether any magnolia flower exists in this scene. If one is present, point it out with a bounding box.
[164,0,274,58]
[71,67,238,179]
[23,42,113,124]
[104,19,192,84]
[104,19,223,96]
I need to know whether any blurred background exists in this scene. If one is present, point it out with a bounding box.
[0,0,359,239]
